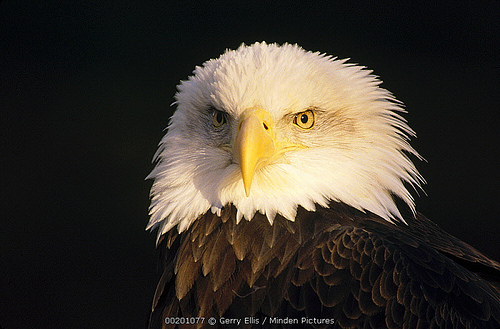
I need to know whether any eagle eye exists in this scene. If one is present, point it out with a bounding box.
[293,110,315,129]
[212,109,227,127]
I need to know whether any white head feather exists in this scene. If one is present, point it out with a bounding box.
[147,42,424,239]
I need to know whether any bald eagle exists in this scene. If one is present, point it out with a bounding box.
[146,42,500,328]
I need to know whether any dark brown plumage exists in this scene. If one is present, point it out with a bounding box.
[148,202,500,328]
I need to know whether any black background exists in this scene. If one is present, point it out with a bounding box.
[1,2,498,328]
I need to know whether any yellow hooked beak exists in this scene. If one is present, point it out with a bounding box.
[234,108,276,196]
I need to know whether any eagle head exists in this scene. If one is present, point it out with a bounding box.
[147,42,424,238]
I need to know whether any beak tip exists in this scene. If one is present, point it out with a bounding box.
[242,176,252,197]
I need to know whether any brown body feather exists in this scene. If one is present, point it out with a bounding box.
[148,203,500,328]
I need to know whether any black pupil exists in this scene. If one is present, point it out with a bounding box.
[216,112,224,123]
[300,114,309,124]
